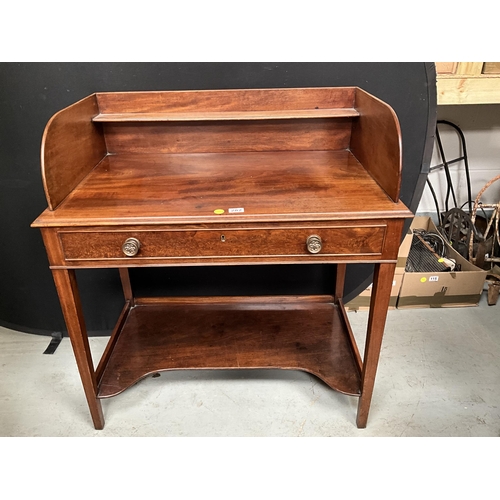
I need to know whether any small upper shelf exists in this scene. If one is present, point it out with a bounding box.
[92,108,360,122]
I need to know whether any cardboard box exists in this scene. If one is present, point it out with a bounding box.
[396,223,413,273]
[397,216,487,308]
[345,272,404,311]
[344,225,411,312]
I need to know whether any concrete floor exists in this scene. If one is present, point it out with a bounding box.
[1,291,499,437]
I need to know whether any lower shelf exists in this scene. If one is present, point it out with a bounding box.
[97,296,362,398]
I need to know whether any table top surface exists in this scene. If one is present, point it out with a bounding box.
[33,149,411,227]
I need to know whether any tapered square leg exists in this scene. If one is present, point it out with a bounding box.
[335,264,347,302]
[356,262,396,428]
[52,269,105,430]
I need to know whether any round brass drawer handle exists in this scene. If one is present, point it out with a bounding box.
[122,237,141,257]
[306,235,322,254]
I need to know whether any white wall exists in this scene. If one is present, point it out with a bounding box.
[417,104,500,216]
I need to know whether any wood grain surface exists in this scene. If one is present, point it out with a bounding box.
[95,87,357,114]
[97,298,362,398]
[58,225,386,261]
[41,95,106,210]
[351,88,402,202]
[93,108,359,122]
[33,150,410,227]
[102,118,353,154]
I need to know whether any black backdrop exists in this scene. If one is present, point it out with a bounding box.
[0,62,436,336]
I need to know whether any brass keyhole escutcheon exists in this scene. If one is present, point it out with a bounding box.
[221,234,226,242]
[306,235,322,254]
[122,237,141,257]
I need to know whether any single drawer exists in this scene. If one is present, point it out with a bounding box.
[58,225,386,262]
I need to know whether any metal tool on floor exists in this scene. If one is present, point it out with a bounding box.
[468,174,500,305]
[427,121,493,264]
[405,229,457,273]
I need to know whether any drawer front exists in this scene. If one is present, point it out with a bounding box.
[58,225,386,262]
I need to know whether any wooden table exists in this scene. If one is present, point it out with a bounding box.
[32,87,412,429]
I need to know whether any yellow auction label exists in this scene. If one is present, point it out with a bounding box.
[420,277,427,283]
[214,209,225,215]
[438,258,444,262]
